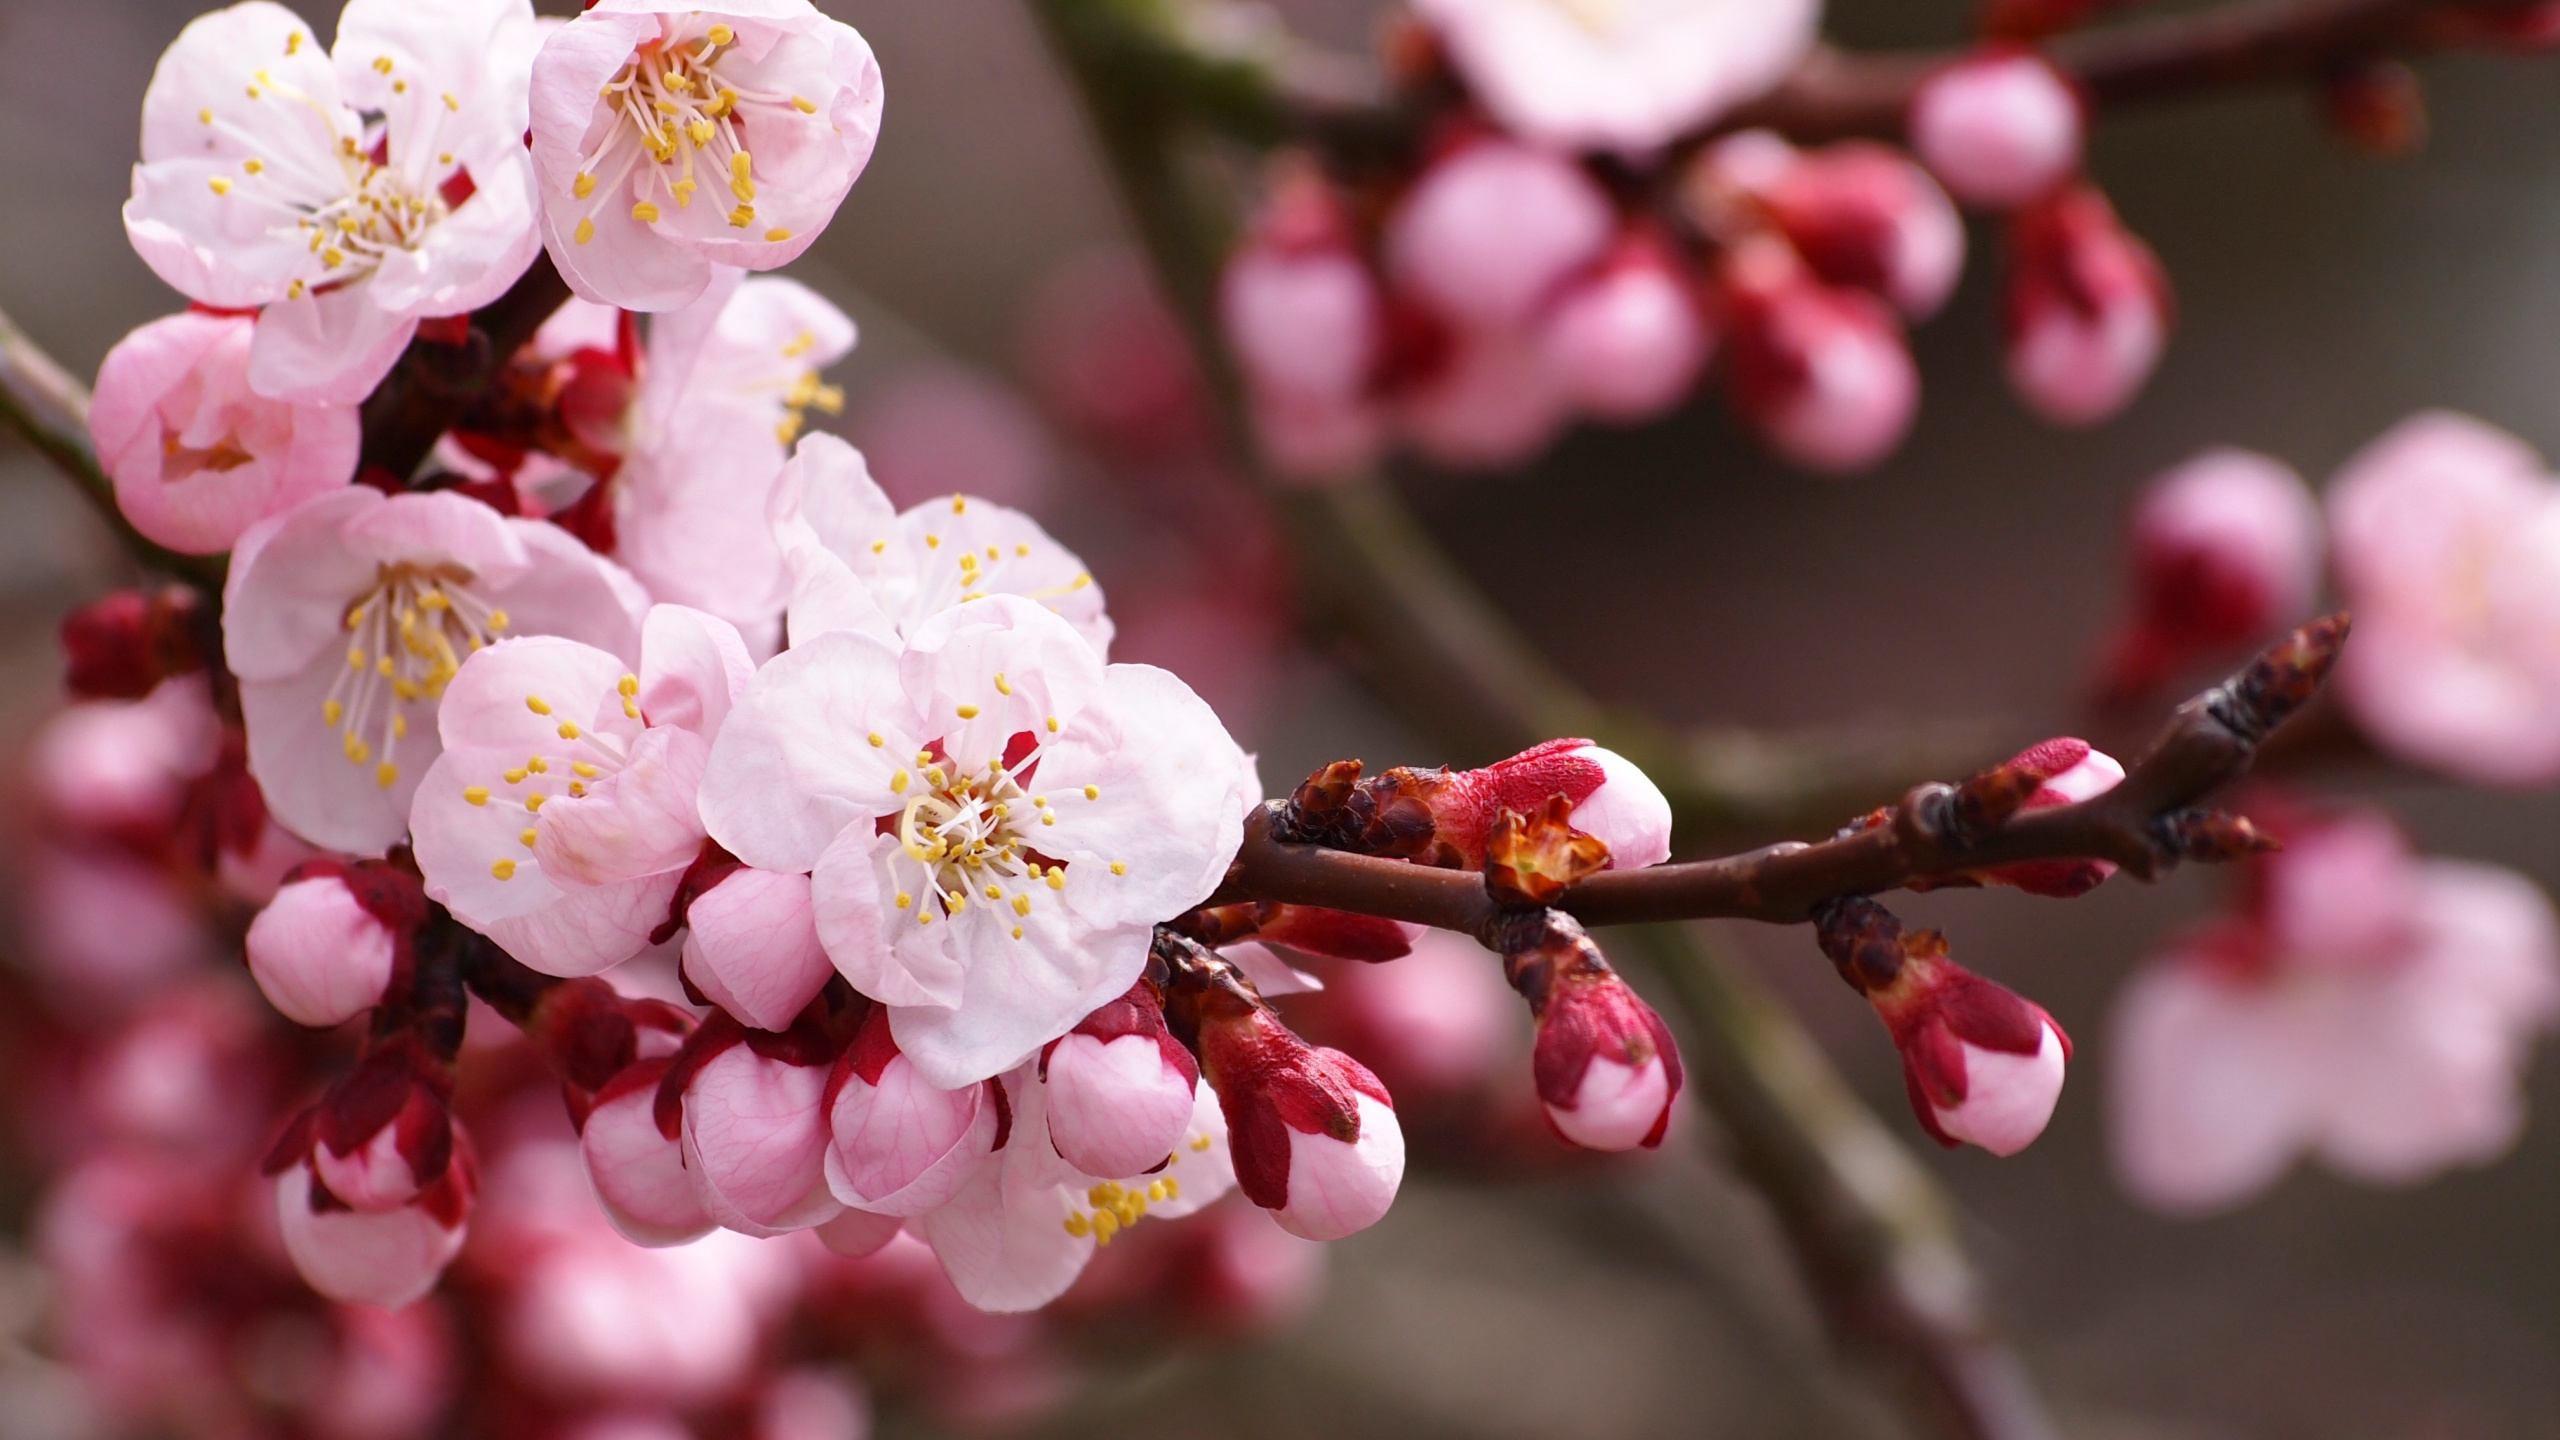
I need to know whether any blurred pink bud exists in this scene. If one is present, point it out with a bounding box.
[246,869,409,1028]
[1761,143,1967,319]
[683,867,835,1033]
[31,679,218,836]
[1908,51,2085,209]
[1247,389,1388,484]
[1530,964,1683,1150]
[1397,328,1572,470]
[1042,984,1199,1180]
[684,1036,844,1236]
[1538,232,1712,422]
[824,1007,996,1216]
[1384,141,1614,333]
[2004,186,2173,426]
[1980,737,2126,898]
[89,311,359,554]
[1198,1009,1405,1240]
[1017,248,1206,459]
[582,1060,715,1247]
[1720,237,1919,473]
[22,848,212,1007]
[1871,937,2071,1155]
[2098,449,2323,701]
[276,1140,475,1309]
[759,1367,872,1440]
[1222,167,1380,407]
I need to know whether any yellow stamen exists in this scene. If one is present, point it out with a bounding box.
[492,859,516,880]
[464,786,490,806]
[574,217,595,245]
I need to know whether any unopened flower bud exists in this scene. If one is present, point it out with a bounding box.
[1043,982,1200,1180]
[683,866,836,1033]
[581,1058,715,1247]
[2099,448,2323,701]
[246,863,422,1028]
[1500,911,1683,1150]
[266,1030,456,1220]
[1538,231,1712,422]
[275,1133,476,1309]
[1194,1005,1404,1241]
[1720,236,1919,473]
[1758,142,1966,320]
[1974,737,2126,898]
[2004,185,2173,426]
[1909,51,2084,209]
[823,1006,996,1216]
[61,586,202,701]
[1817,897,2071,1155]
[1222,160,1380,407]
[1396,329,1571,470]
[1384,140,1614,333]
[671,1012,845,1237]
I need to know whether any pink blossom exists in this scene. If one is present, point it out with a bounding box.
[529,2,884,311]
[581,1061,716,1246]
[91,311,358,553]
[1410,0,1817,154]
[1737,139,1968,320]
[2004,186,2172,426]
[1195,1006,1405,1240]
[2325,411,2560,785]
[824,1007,1000,1215]
[223,487,647,854]
[1909,51,2084,209]
[275,1142,476,1309]
[1538,233,1713,422]
[30,679,220,838]
[2109,807,2560,1212]
[686,866,835,1032]
[1384,141,1613,334]
[411,604,746,976]
[1719,237,1919,473]
[22,848,214,1010]
[245,870,402,1027]
[1396,328,1573,470]
[124,0,546,402]
[682,1036,844,1235]
[702,596,1253,1087]
[1040,982,1199,1181]
[1522,956,1682,1151]
[2099,448,2324,701]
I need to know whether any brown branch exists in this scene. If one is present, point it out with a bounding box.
[1212,615,2345,939]
[357,254,572,481]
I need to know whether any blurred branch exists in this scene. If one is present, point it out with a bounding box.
[0,304,225,591]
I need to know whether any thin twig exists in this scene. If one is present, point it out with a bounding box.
[358,255,573,481]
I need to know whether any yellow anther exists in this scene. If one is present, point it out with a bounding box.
[764,228,792,242]
[527,695,553,715]
[1109,862,1127,876]
[916,751,935,767]
[631,201,660,223]
[1083,785,1100,800]
[243,158,262,174]
[707,22,735,43]
[322,699,343,725]
[1091,1209,1120,1244]
[985,885,1003,900]
[572,761,600,778]
[573,173,596,199]
[199,107,213,123]
[1012,926,1024,939]
[557,722,580,740]
[419,591,450,611]
[439,152,452,164]
[616,674,639,697]
[662,69,693,91]
[1017,544,1031,557]
[344,734,370,763]
[891,769,909,794]
[492,859,516,880]
[1046,870,1066,891]
[730,150,753,188]
[1146,1180,1167,1202]
[392,79,406,93]
[569,781,586,797]
[376,656,395,677]
[1045,716,1060,733]
[1012,895,1032,917]
[792,95,817,113]
[1063,1213,1090,1238]
[925,534,941,549]
[871,541,887,555]
[375,763,398,788]
[246,86,258,99]
[392,715,407,739]
[895,892,912,910]
[867,733,884,747]
[1190,1134,1212,1152]
[442,92,458,110]
[372,55,393,73]
[1041,813,1055,826]
[726,205,754,228]
[527,755,548,773]
[624,698,640,719]
[525,793,544,812]
[960,553,979,573]
[209,176,232,195]
[520,827,540,848]
[574,217,596,245]
[503,768,528,785]
[956,704,980,720]
[1162,1175,1181,1198]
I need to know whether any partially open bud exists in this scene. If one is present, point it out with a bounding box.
[665,1009,847,1237]
[1538,231,1712,422]
[682,866,835,1033]
[275,1132,476,1309]
[822,1006,996,1216]
[1384,139,1614,333]
[1909,51,2084,209]
[246,862,423,1029]
[581,1058,715,1247]
[1817,896,2070,1155]
[1189,996,1403,1241]
[2004,186,2172,426]
[1975,737,2126,898]
[1719,236,1919,474]
[1222,158,1380,408]
[1287,739,1671,873]
[1759,142,1967,320]
[2098,449,2323,702]
[1499,910,1683,1150]
[1043,981,1200,1180]
[266,1030,456,1217]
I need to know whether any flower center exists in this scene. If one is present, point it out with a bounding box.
[162,431,255,480]
[1541,0,1629,37]
[474,676,643,883]
[1061,1133,1214,1241]
[890,747,1057,939]
[567,24,818,247]
[324,564,510,791]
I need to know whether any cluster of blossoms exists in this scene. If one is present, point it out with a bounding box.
[1218,0,2179,479]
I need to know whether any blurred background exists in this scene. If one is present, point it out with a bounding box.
[6,0,2560,1436]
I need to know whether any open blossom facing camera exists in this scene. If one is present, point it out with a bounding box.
[92,311,358,554]
[2109,804,2560,1213]
[529,0,885,310]
[702,595,1253,1086]
[2326,411,2560,785]
[223,488,647,854]
[411,604,753,978]
[125,0,545,403]
[1410,0,1818,154]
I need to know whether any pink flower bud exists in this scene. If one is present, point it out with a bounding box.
[1043,984,1200,1180]
[1975,736,2126,898]
[245,871,403,1029]
[1396,328,1572,470]
[1527,962,1683,1150]
[1878,938,2071,1155]
[683,867,836,1033]
[581,1060,715,1247]
[88,311,359,554]
[1909,51,2085,209]
[1720,237,1919,474]
[1248,390,1387,485]
[1759,142,1967,320]
[823,1006,996,1216]
[2099,449,2323,700]
[275,1139,475,1309]
[682,1032,844,1237]
[1198,1009,1405,1240]
[1411,738,1674,872]
[2004,186,2172,426]
[1538,232,1712,422]
[1384,141,1614,333]
[314,1116,431,1214]
[1221,169,1379,406]
[31,680,217,838]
